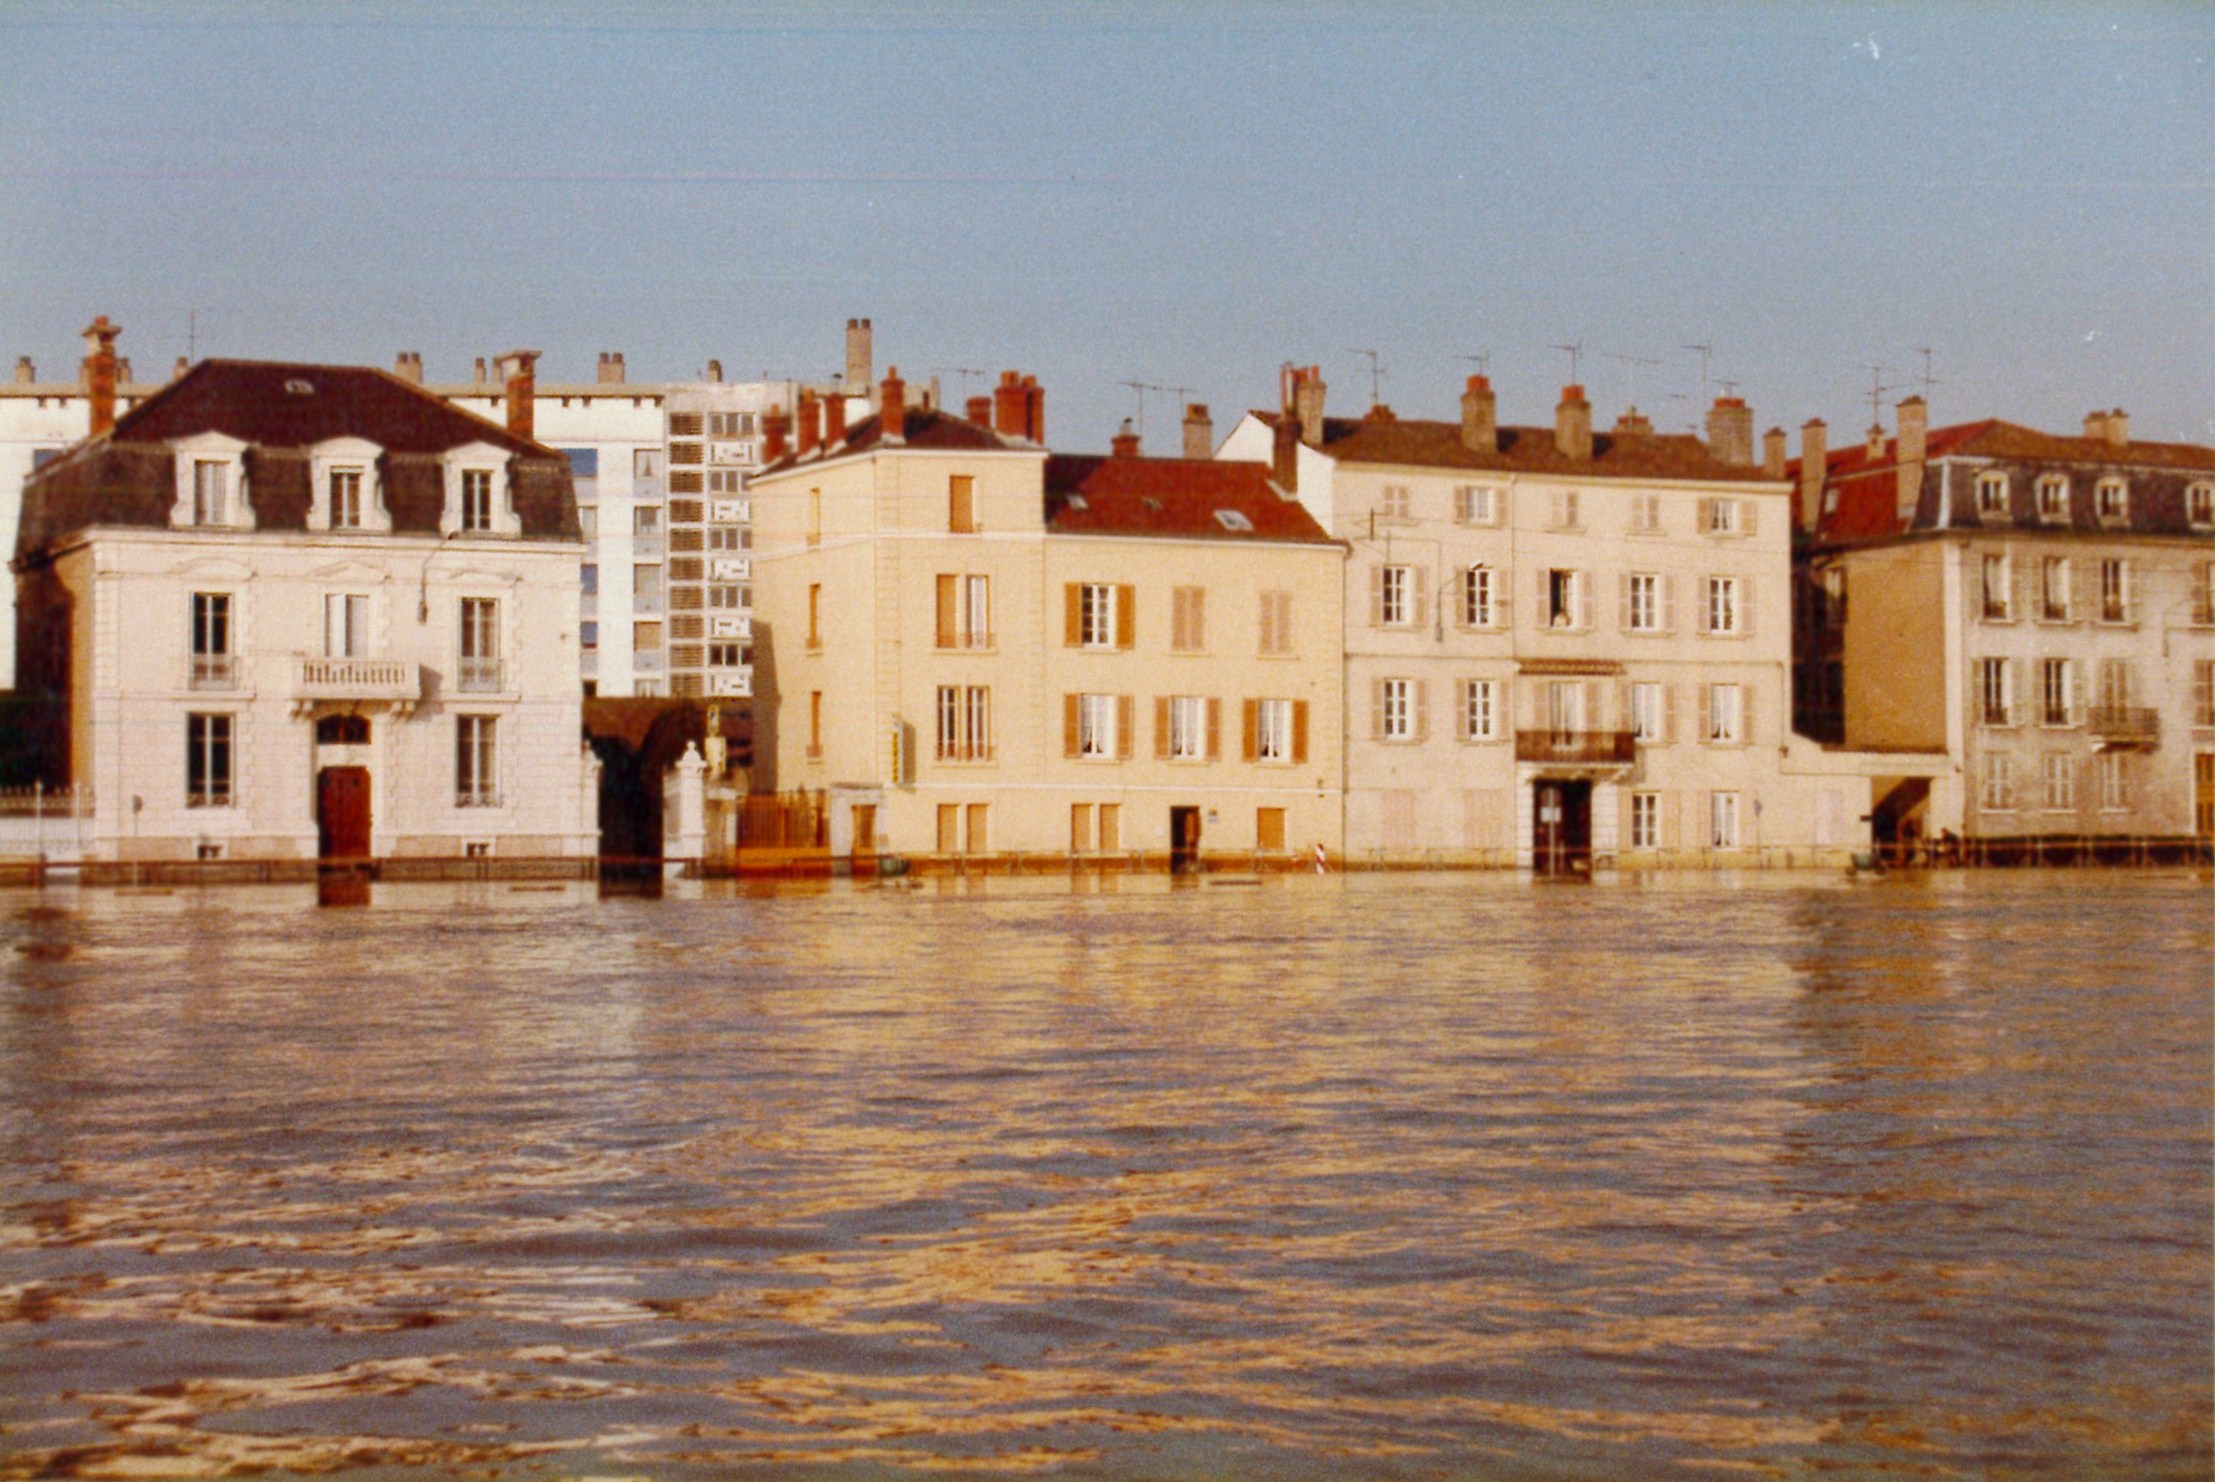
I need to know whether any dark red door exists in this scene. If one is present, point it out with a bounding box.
[318,767,372,860]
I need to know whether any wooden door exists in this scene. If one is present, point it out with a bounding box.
[318,766,372,860]
[851,804,877,862]
[1170,806,1201,873]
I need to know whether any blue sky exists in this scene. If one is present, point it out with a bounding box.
[2,1,2208,449]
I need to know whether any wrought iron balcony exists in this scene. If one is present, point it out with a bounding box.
[1515,729,1638,765]
[291,656,421,714]
[188,654,238,690]
[455,657,506,694]
[2088,707,2160,749]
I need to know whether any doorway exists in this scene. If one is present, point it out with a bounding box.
[1532,779,1591,877]
[851,803,877,867]
[1169,805,1202,873]
[318,766,372,860]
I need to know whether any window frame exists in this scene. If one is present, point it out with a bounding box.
[186,712,234,808]
[455,714,499,808]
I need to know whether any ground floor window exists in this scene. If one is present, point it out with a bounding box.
[1630,791,1661,849]
[1257,807,1287,852]
[187,713,233,807]
[1981,753,2015,811]
[2042,753,2075,810]
[2097,752,2131,810]
[456,715,498,807]
[1709,791,1740,849]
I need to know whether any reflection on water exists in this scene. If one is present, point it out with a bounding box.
[0,872,2207,1480]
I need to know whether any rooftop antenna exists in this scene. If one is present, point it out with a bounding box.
[187,307,196,362]
[1864,363,1903,429]
[1911,346,1945,405]
[932,366,989,402]
[1717,377,1742,399]
[1600,351,1660,410]
[1665,390,1700,435]
[1346,348,1384,407]
[1456,353,1492,379]
[1680,343,1713,406]
[1117,379,1192,437]
[1550,342,1583,386]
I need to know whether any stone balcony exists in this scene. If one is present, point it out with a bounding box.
[2088,706,2160,750]
[291,656,422,716]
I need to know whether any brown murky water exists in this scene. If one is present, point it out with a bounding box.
[0,870,2208,1480]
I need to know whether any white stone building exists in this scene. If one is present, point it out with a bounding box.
[11,325,598,866]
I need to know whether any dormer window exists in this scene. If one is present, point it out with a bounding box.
[462,470,493,531]
[439,442,519,536]
[1976,471,2009,517]
[2036,474,2069,521]
[168,431,253,530]
[2096,477,2129,524]
[308,437,391,533]
[2189,482,2214,530]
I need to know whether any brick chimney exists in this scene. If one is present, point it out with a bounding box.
[1612,407,1654,440]
[13,357,33,385]
[1865,423,1886,459]
[1895,395,1927,522]
[1459,374,1497,453]
[1763,426,1788,479]
[993,371,1026,439]
[844,318,872,398]
[597,352,626,385]
[1021,374,1045,443]
[1292,366,1326,446]
[1554,384,1592,461]
[796,390,820,456]
[881,367,907,443]
[1272,410,1300,493]
[81,316,121,438]
[2102,407,2128,447]
[763,406,789,463]
[1183,402,1213,460]
[705,359,723,384]
[1111,419,1141,458]
[966,395,992,429]
[824,392,847,446]
[393,351,423,383]
[172,355,189,381]
[1798,419,1827,532]
[497,350,540,441]
[1705,396,1755,466]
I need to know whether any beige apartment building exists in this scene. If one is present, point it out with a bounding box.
[752,372,1344,869]
[1222,371,1894,871]
[1796,402,2214,849]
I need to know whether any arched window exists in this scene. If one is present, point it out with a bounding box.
[316,714,370,745]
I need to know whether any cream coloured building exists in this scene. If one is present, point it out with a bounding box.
[752,370,1344,868]
[11,329,598,866]
[1221,370,1894,871]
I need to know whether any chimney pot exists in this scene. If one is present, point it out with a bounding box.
[1111,419,1141,459]
[80,315,121,437]
[116,358,131,385]
[1554,384,1592,461]
[393,351,423,383]
[1459,374,1499,453]
[1182,402,1214,460]
[880,367,907,442]
[497,350,540,441]
[1612,407,1654,440]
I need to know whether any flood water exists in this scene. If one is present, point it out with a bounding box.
[0,870,2208,1480]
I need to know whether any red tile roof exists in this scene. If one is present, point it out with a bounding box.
[1251,411,1778,484]
[759,406,1016,474]
[1043,455,1334,544]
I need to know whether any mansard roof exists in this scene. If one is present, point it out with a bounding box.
[1249,409,1779,485]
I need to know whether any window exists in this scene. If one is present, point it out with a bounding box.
[1630,792,1661,849]
[1629,493,1662,534]
[1706,683,1745,744]
[1549,489,1580,528]
[1981,754,2014,811]
[1378,565,1414,627]
[316,714,369,746]
[1980,555,2012,620]
[935,685,992,761]
[1630,681,1667,743]
[1545,680,1584,736]
[1709,791,1741,848]
[1704,575,1742,635]
[1165,695,1213,760]
[633,620,663,653]
[2041,658,2074,726]
[807,692,823,759]
[668,413,702,438]
[1454,485,1499,524]
[1259,590,1294,655]
[454,715,497,807]
[936,574,991,649]
[1378,678,1423,741]
[2043,754,2075,810]
[1626,573,1663,633]
[2099,559,2131,623]
[2197,563,2215,627]
[708,526,746,551]
[2041,557,2071,621]
[186,714,233,807]
[1074,693,1123,759]
[190,593,233,689]
[634,564,664,608]
[581,621,598,650]
[1380,484,1411,520]
[950,475,977,534]
[1070,582,1130,649]
[582,564,599,596]
[2095,477,2128,523]
[330,468,365,529]
[579,507,598,539]
[1460,566,1497,628]
[709,583,746,610]
[2194,660,2215,728]
[2189,482,2215,530]
[192,460,229,525]
[1459,679,1499,741]
[2036,474,2069,521]
[1976,471,2009,516]
[1705,497,1739,535]
[807,584,822,648]
[324,593,369,658]
[460,469,494,532]
[458,598,500,692]
[1543,568,1586,630]
[707,641,744,668]
[1171,586,1207,651]
[635,505,661,535]
[2098,752,2130,810]
[1978,658,2012,726]
[2097,658,2134,717]
[1251,698,1299,761]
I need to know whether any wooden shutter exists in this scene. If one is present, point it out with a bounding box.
[1154,696,1172,759]
[1582,682,1599,734]
[1455,679,1472,740]
[1696,578,1712,634]
[1190,588,1205,650]
[1741,578,1756,638]
[936,575,957,648]
[1413,567,1430,627]
[1063,584,1082,646]
[1371,678,1386,740]
[1618,572,1632,632]
[1116,585,1136,648]
[1696,497,1712,532]
[1063,694,1080,757]
[1700,683,1714,744]
[1661,574,1676,632]
[1116,695,1133,758]
[1577,572,1593,631]
[1743,687,1756,745]
[1535,568,1550,625]
[1414,680,1430,741]
[1743,499,1759,537]
[1206,698,1221,760]
[1242,699,1258,761]
[1170,587,1188,649]
[2071,662,2085,725]
[1369,565,1385,626]
[1662,683,1677,745]
[1292,700,1309,763]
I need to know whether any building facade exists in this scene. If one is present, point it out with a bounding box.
[1222,370,1887,870]
[12,327,598,864]
[1795,401,2215,846]
[752,369,1345,868]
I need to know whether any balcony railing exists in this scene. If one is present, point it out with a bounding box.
[711,557,751,582]
[2088,707,2160,748]
[1515,729,1638,765]
[455,657,506,694]
[632,534,665,560]
[293,656,421,708]
[188,654,237,690]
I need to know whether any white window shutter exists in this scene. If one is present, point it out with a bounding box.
[1662,682,1677,745]
[1413,566,1429,627]
[1618,572,1632,631]
[1371,678,1386,740]
[1696,580,1711,634]
[1697,496,1712,532]
[1743,686,1757,745]
[1742,580,1756,638]
[1369,565,1384,627]
[1414,680,1429,741]
[2071,662,2085,724]
[1743,499,1759,536]
[1661,574,1676,633]
[1577,572,1594,631]
[1455,680,1472,740]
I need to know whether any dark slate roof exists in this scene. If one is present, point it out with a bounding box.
[1800,419,2215,546]
[16,359,577,560]
[1043,455,1336,545]
[1250,409,1776,484]
[760,406,1021,474]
